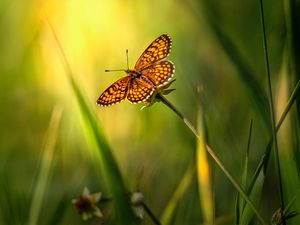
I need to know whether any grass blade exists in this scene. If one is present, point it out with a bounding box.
[235,120,252,225]
[205,144,267,225]
[28,106,63,225]
[249,78,300,192]
[285,0,300,117]
[241,78,300,225]
[46,19,139,225]
[196,106,214,225]
[275,56,300,225]
[196,2,270,126]
[258,0,285,213]
[240,171,265,225]
[158,94,267,225]
[160,166,194,225]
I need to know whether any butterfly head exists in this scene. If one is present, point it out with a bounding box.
[126,69,142,78]
[105,69,141,77]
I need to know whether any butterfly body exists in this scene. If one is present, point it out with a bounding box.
[126,69,142,78]
[97,34,174,107]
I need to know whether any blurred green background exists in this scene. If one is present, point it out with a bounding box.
[1,0,299,224]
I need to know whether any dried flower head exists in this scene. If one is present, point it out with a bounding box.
[130,191,144,219]
[72,187,103,221]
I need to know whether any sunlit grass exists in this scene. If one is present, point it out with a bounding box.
[196,109,214,225]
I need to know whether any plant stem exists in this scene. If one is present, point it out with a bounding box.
[156,94,198,137]
[258,0,285,219]
[142,202,161,225]
[156,93,267,225]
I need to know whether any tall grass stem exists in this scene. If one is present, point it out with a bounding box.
[258,0,285,215]
[157,93,267,225]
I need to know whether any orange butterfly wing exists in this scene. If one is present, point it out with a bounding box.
[134,34,172,72]
[140,60,174,87]
[127,77,155,103]
[97,76,132,106]
[97,34,174,107]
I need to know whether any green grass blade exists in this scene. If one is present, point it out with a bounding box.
[28,106,63,225]
[284,188,300,215]
[198,3,270,126]
[205,144,267,225]
[242,75,300,225]
[196,108,214,225]
[47,20,139,225]
[243,121,253,185]
[69,62,139,225]
[281,0,300,223]
[159,94,267,224]
[235,196,240,225]
[285,0,300,117]
[244,38,300,225]
[275,50,300,225]
[258,0,285,212]
[247,77,300,203]
[244,64,300,225]
[235,120,252,225]
[240,171,265,225]
[160,166,194,225]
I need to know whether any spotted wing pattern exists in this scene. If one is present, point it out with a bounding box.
[141,60,174,87]
[127,77,155,103]
[134,34,172,72]
[97,34,174,107]
[97,76,132,106]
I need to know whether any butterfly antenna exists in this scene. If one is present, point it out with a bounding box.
[104,49,129,72]
[105,69,125,72]
[126,49,129,70]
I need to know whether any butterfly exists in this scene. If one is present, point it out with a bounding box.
[96,34,175,107]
